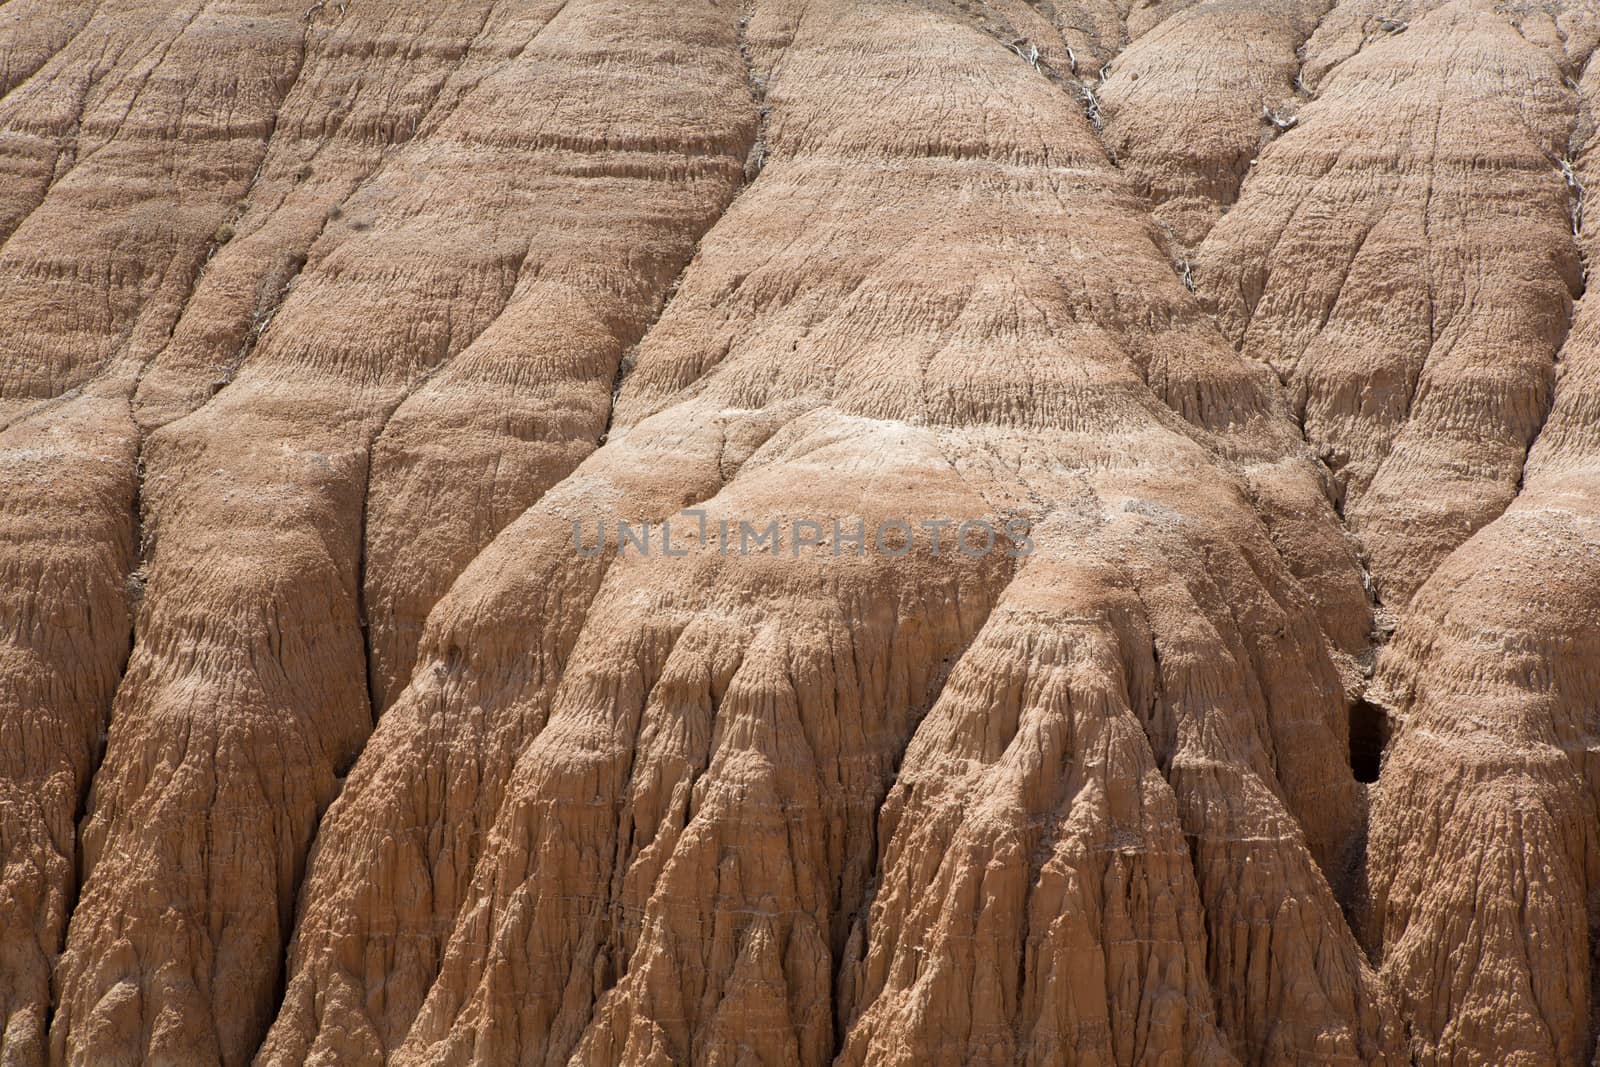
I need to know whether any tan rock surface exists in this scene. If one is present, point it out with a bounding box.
[1361,51,1600,1063]
[1198,0,1586,604]
[0,1,1595,1066]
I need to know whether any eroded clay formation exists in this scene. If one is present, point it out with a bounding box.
[1,0,1596,1065]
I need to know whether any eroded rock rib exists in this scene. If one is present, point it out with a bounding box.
[0,2,193,260]
[0,5,311,1062]
[5,6,602,1063]
[841,488,1397,1065]
[0,0,97,103]
[504,468,1013,1067]
[835,539,1238,1066]
[1298,0,1600,88]
[1363,84,1600,1065]
[0,0,308,415]
[1098,0,1333,247]
[0,394,136,1066]
[385,1,1383,1063]
[255,2,755,1061]
[130,1,577,431]
[926,0,1376,660]
[1198,0,1584,605]
[359,3,755,711]
[49,2,708,1063]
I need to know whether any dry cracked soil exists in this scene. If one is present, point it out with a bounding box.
[2,0,1599,1064]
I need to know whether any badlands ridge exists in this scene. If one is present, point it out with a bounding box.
[1,0,1598,1064]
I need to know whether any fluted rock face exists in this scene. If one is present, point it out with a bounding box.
[1,1,1597,1066]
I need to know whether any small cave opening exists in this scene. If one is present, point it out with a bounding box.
[1349,698,1391,784]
